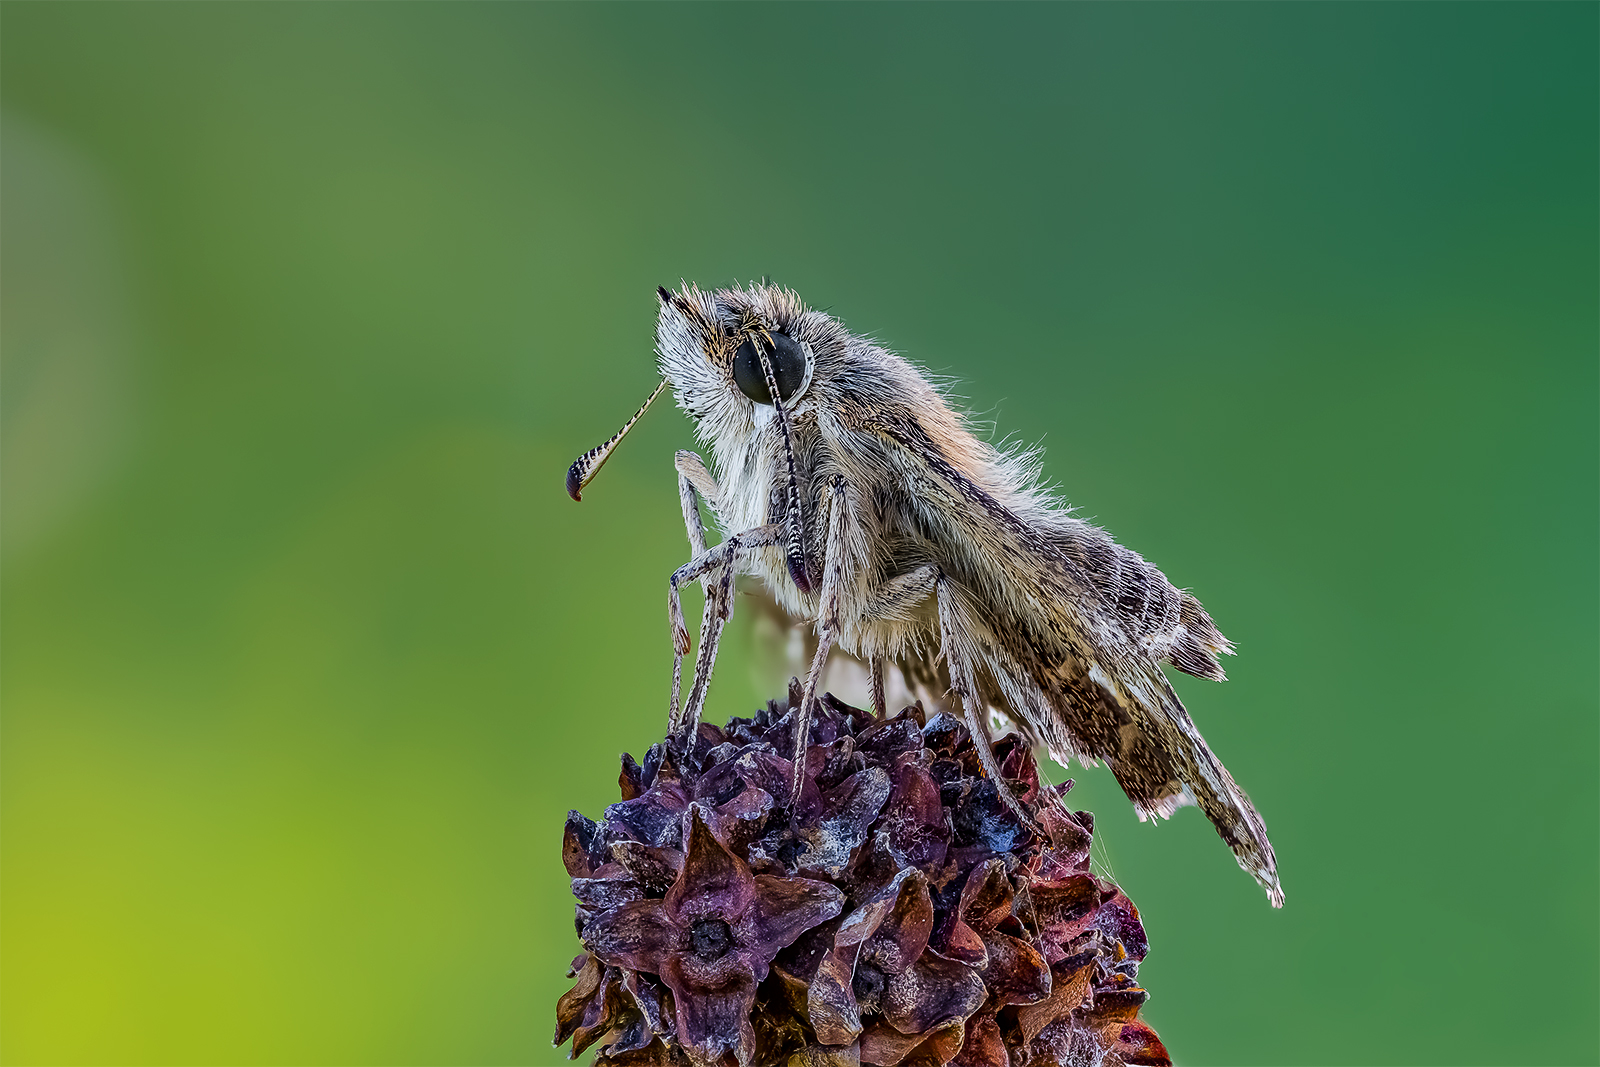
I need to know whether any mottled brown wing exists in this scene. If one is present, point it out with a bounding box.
[882,417,1284,906]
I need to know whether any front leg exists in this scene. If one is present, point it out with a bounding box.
[668,451,719,720]
[675,450,717,559]
[667,522,784,751]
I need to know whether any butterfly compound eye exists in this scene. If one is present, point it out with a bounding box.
[733,332,807,405]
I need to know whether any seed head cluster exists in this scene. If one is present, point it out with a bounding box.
[556,688,1171,1067]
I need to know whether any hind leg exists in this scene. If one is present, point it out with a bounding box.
[935,576,1040,831]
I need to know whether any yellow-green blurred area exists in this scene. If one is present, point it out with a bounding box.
[2,4,1595,1064]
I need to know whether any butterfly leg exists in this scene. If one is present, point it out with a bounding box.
[667,520,784,753]
[936,576,1041,831]
[858,564,942,716]
[674,451,717,558]
[787,477,854,802]
[868,655,887,719]
[865,564,941,621]
[668,452,719,726]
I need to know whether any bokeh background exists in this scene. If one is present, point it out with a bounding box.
[3,4,1595,1065]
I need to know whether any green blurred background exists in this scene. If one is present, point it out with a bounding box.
[2,4,1595,1064]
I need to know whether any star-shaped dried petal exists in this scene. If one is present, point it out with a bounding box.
[587,806,842,1067]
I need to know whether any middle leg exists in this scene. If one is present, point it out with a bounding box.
[868,655,887,719]
[935,576,1041,831]
[787,476,854,802]
[860,563,941,718]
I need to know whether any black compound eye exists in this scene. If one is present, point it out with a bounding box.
[733,332,807,405]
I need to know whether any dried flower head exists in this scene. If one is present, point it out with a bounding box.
[556,689,1171,1067]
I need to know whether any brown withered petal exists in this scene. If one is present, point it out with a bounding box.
[554,953,604,1049]
[859,1020,965,1067]
[565,811,603,878]
[771,915,840,990]
[857,1021,930,1067]
[558,691,1172,1067]
[976,931,1051,1007]
[607,774,691,849]
[878,759,949,872]
[597,1037,693,1066]
[948,1012,1006,1067]
[808,939,866,1046]
[791,768,893,879]
[956,861,1013,933]
[623,969,676,1043]
[856,711,924,763]
[1028,874,1102,960]
[604,997,658,1059]
[571,966,631,1058]
[1092,888,1149,960]
[1035,806,1092,877]
[709,785,777,856]
[1017,962,1095,1046]
[937,919,987,969]
[750,874,848,961]
[861,870,934,975]
[574,876,649,912]
[694,721,727,752]
[693,747,791,805]
[789,1041,862,1067]
[1084,972,1149,1022]
[881,949,987,1037]
[1104,1019,1172,1067]
[805,867,932,1044]
[620,753,648,802]
[995,737,1040,806]
[1028,1015,1103,1067]
[807,732,863,792]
